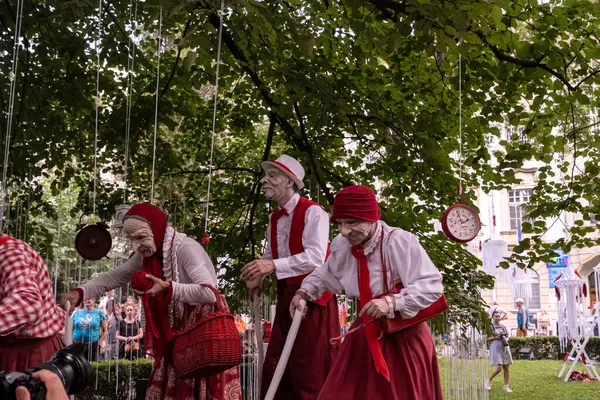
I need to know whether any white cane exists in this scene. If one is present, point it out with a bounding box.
[64,300,74,345]
[264,299,306,400]
[253,291,265,397]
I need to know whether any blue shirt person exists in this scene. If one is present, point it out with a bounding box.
[72,299,107,361]
[515,298,529,337]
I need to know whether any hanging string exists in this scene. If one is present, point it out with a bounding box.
[53,178,64,297]
[0,0,25,233]
[123,0,138,204]
[458,53,463,195]
[150,7,163,204]
[92,0,103,213]
[203,0,225,234]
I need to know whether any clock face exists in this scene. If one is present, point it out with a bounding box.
[442,204,481,242]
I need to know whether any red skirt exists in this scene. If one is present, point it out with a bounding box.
[261,280,339,400]
[145,303,242,400]
[317,318,442,400]
[0,334,65,372]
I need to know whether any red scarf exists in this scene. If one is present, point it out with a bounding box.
[126,203,173,362]
[352,243,390,381]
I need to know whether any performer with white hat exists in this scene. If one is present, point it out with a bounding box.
[241,154,339,400]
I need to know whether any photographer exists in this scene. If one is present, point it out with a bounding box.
[15,370,68,400]
[484,310,513,393]
[0,235,66,372]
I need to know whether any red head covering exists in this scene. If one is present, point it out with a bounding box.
[125,203,173,362]
[330,185,381,223]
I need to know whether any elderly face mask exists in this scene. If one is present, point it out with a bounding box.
[124,218,157,258]
[260,167,293,202]
[337,218,377,246]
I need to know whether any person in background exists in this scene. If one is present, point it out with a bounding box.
[72,298,107,361]
[515,298,529,337]
[234,314,246,333]
[104,304,122,360]
[0,234,66,372]
[117,303,143,359]
[486,300,507,320]
[538,309,550,336]
[99,289,117,312]
[485,310,513,393]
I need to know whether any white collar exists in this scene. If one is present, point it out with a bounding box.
[363,221,383,256]
[281,193,300,213]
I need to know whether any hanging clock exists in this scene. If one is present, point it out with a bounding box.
[441,203,481,243]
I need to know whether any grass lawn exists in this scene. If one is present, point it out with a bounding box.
[440,359,599,400]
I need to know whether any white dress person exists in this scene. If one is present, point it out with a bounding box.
[489,323,513,366]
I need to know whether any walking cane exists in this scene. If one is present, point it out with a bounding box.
[253,290,265,397]
[264,299,306,400]
[64,300,73,345]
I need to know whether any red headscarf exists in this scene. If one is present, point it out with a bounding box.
[330,185,381,223]
[125,203,173,362]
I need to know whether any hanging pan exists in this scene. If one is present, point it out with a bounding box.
[74,214,112,261]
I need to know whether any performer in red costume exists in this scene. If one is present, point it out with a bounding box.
[241,155,339,400]
[63,204,241,400]
[291,185,444,400]
[0,234,65,372]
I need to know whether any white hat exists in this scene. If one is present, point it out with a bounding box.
[515,298,524,303]
[261,154,305,190]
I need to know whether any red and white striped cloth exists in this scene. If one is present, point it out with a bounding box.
[0,235,66,338]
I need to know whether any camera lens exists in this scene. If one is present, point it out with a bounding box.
[29,343,93,394]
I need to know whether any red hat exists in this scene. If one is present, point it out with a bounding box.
[331,185,381,223]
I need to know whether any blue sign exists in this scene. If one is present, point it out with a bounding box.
[548,266,568,288]
[547,249,569,289]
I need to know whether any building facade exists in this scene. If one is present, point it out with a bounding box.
[472,168,598,335]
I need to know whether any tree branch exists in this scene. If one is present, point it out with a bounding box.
[207,11,335,204]
[171,166,260,176]
[160,16,195,99]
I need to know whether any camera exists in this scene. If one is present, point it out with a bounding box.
[0,343,93,400]
[500,333,509,347]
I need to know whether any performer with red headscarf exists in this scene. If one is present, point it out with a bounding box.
[63,204,241,400]
[241,154,339,400]
[290,185,444,400]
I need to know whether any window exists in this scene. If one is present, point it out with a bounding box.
[508,189,533,230]
[512,268,541,310]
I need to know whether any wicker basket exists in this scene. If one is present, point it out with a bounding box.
[172,285,242,379]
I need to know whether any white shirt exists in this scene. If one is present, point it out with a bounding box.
[301,221,443,320]
[261,193,330,280]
